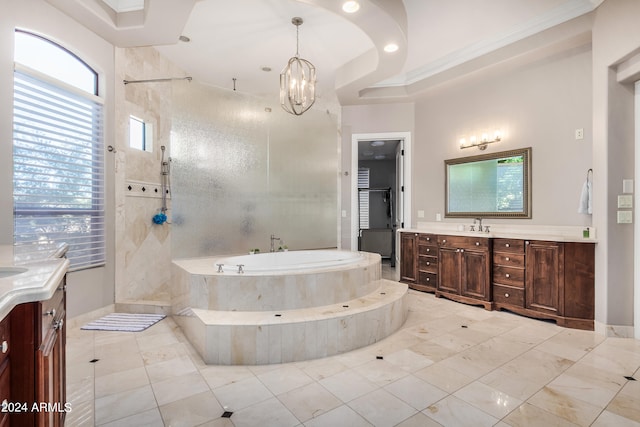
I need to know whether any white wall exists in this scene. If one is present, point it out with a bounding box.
[0,0,116,318]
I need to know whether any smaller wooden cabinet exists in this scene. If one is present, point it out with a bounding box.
[416,234,438,292]
[400,233,418,285]
[492,239,526,310]
[436,235,492,310]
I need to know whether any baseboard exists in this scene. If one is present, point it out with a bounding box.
[67,304,115,330]
[594,320,635,338]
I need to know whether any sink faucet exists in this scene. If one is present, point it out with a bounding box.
[475,218,483,233]
[270,234,281,252]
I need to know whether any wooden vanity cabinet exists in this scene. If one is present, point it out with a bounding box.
[525,241,594,330]
[400,233,418,285]
[436,235,492,310]
[9,275,67,427]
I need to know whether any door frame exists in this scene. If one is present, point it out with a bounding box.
[351,132,412,263]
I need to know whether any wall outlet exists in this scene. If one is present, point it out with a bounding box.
[436,213,442,221]
[617,210,633,224]
[575,128,584,140]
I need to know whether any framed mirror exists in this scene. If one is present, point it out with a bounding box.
[445,147,531,218]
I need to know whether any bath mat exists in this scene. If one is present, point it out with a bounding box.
[81,313,166,332]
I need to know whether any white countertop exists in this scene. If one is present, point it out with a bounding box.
[400,222,597,243]
[0,245,70,321]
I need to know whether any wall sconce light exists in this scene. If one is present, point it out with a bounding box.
[459,130,502,150]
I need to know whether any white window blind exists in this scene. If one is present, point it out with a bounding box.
[358,168,370,230]
[13,69,105,270]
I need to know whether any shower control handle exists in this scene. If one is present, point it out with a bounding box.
[216,264,224,273]
[237,264,244,274]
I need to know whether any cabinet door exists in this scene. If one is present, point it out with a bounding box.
[526,241,564,315]
[438,247,460,294]
[400,233,417,283]
[461,249,490,300]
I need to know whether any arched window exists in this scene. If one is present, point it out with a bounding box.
[13,30,105,270]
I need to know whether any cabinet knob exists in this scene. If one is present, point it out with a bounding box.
[1,340,7,354]
[426,237,430,241]
[475,242,480,246]
[505,257,510,261]
[505,293,510,298]
[460,249,465,253]
[505,273,510,278]
[505,243,510,248]
[442,239,446,243]
[426,262,430,266]
[426,248,430,252]
[425,277,430,282]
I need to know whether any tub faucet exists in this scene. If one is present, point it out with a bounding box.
[270,234,281,252]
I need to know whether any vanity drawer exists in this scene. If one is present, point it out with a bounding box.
[438,235,490,250]
[493,265,525,287]
[493,284,524,306]
[418,271,437,287]
[493,252,525,268]
[419,256,438,273]
[493,239,525,253]
[418,244,437,256]
[418,234,437,245]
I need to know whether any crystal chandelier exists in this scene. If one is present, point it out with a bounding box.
[280,17,316,115]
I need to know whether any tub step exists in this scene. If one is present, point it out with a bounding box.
[174,279,408,365]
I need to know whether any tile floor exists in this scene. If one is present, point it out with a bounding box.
[66,266,640,426]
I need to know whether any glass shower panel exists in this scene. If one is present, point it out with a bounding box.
[171,81,337,258]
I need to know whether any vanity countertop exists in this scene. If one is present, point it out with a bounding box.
[400,223,597,243]
[0,245,69,321]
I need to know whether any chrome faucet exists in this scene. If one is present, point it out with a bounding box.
[472,217,491,233]
[270,234,281,252]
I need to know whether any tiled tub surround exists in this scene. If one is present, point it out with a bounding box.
[171,250,409,365]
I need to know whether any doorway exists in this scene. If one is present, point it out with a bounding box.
[351,132,412,268]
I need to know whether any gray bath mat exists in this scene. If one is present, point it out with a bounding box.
[81,313,166,332]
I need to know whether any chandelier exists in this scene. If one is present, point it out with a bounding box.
[280,17,316,115]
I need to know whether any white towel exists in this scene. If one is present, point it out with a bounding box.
[578,179,592,214]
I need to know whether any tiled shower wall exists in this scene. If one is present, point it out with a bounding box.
[114,47,184,308]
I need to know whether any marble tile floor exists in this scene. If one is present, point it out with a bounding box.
[67,283,640,426]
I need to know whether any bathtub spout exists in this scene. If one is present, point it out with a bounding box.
[270,234,281,252]
[237,264,244,274]
[216,263,224,273]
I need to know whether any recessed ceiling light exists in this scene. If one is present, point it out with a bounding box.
[384,43,399,53]
[179,35,190,43]
[261,66,272,72]
[342,1,360,13]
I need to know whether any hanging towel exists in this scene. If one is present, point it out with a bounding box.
[578,170,592,214]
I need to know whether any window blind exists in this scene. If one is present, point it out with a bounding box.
[13,69,105,270]
[358,168,370,230]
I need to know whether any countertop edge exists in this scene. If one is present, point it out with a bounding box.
[0,258,70,321]
[398,228,598,243]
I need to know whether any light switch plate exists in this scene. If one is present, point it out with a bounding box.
[623,179,634,193]
[618,195,633,208]
[617,210,633,224]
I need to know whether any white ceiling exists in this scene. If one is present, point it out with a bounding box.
[47,0,603,106]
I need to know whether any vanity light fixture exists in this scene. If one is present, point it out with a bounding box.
[342,1,360,13]
[459,130,502,150]
[280,17,316,116]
